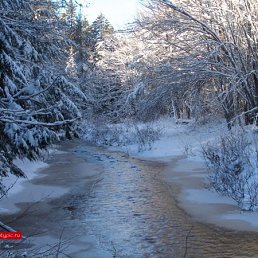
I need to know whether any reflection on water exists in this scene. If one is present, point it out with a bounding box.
[72,144,258,258]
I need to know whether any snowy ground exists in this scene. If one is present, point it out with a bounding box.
[0,146,66,214]
[110,118,258,232]
[121,118,228,159]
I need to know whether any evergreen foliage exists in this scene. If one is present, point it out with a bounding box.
[0,0,86,195]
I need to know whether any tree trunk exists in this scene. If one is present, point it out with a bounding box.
[252,60,258,126]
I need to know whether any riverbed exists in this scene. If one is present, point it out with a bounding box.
[1,140,258,257]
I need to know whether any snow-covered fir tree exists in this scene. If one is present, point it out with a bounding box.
[88,13,114,63]
[0,0,87,196]
[66,46,78,77]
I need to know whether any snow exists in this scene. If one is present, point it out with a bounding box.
[221,212,258,228]
[1,145,66,198]
[183,188,235,205]
[0,145,68,214]
[118,117,228,160]
[1,159,48,199]
[0,159,48,214]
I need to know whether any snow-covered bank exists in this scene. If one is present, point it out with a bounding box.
[0,146,67,214]
[1,159,48,202]
[112,118,228,160]
[167,157,258,232]
[110,118,258,232]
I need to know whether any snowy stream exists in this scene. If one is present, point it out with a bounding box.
[2,140,258,257]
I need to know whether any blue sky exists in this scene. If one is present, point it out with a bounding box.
[78,0,144,29]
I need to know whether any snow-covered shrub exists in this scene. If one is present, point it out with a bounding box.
[83,119,132,146]
[183,142,195,157]
[202,130,258,211]
[133,124,162,152]
[83,120,162,151]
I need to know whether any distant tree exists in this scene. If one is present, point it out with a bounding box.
[76,14,123,121]
[90,13,114,41]
[88,14,114,63]
[64,0,77,30]
[91,71,123,120]
[60,1,91,77]
[74,11,91,76]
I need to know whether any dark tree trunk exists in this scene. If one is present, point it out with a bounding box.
[252,60,258,126]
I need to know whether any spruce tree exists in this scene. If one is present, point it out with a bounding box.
[0,0,86,196]
[89,14,114,63]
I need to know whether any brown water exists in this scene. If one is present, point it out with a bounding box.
[1,140,258,257]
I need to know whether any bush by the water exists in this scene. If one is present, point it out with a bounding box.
[83,119,162,152]
[202,130,258,211]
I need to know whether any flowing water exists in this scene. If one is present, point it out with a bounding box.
[2,140,258,257]
[73,144,258,257]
